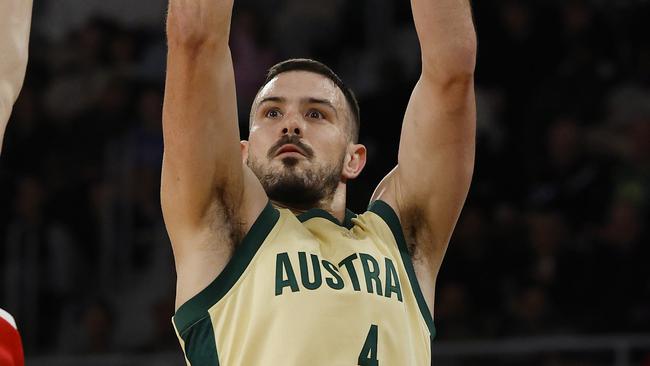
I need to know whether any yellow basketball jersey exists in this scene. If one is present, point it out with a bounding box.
[172,200,435,365]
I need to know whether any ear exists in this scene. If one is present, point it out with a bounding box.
[342,143,367,180]
[240,140,250,164]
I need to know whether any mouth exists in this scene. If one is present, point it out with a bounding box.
[276,144,307,158]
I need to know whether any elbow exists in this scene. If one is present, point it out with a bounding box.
[167,21,227,51]
[421,40,477,85]
[167,31,225,53]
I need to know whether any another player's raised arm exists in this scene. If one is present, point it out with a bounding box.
[162,0,266,306]
[374,0,476,270]
[0,0,33,154]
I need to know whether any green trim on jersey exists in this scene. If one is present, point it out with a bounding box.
[297,208,357,229]
[368,200,437,340]
[173,201,280,334]
[181,317,220,365]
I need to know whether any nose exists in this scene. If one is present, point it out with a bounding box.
[281,114,303,137]
[282,127,301,136]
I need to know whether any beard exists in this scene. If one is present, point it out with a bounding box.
[247,154,344,210]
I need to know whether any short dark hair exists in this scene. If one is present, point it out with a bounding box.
[254,58,361,143]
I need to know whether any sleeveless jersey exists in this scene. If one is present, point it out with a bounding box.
[172,200,435,365]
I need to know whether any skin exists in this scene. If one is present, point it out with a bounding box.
[242,71,366,214]
[0,0,33,154]
[162,0,476,322]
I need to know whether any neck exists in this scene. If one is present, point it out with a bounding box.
[272,182,348,222]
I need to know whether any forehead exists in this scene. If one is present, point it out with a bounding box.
[254,71,345,107]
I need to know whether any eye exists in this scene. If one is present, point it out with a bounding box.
[307,109,323,120]
[265,108,282,118]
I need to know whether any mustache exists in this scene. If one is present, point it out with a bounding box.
[267,135,314,159]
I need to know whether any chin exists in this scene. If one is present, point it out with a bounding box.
[280,156,301,167]
[266,182,323,210]
[248,155,340,208]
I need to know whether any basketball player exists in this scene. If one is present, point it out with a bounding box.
[163,0,476,364]
[0,1,32,365]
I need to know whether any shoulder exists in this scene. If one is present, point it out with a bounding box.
[0,308,16,330]
[370,166,454,268]
[0,308,23,366]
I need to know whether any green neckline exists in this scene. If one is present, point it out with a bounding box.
[297,207,357,229]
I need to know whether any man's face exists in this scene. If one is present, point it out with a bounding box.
[243,71,353,209]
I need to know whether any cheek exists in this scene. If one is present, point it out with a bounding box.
[321,126,347,150]
[313,138,347,164]
[248,131,275,159]
[310,123,343,144]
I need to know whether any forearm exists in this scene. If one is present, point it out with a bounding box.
[411,0,476,81]
[167,0,234,47]
[0,0,33,152]
[163,0,240,165]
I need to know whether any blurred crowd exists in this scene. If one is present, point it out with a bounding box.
[0,0,648,362]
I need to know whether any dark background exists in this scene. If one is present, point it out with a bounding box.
[1,0,649,363]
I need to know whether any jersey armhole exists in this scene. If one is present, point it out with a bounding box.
[173,201,280,335]
[368,199,437,340]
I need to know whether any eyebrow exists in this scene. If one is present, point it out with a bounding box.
[258,96,339,117]
[259,96,285,105]
[305,97,338,117]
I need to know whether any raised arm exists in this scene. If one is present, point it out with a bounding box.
[162,0,267,308]
[0,0,33,154]
[373,0,476,281]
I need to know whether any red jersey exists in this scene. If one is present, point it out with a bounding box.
[0,309,24,366]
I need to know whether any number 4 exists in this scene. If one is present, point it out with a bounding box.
[358,324,379,366]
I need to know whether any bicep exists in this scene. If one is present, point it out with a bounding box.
[160,44,265,243]
[394,75,476,256]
